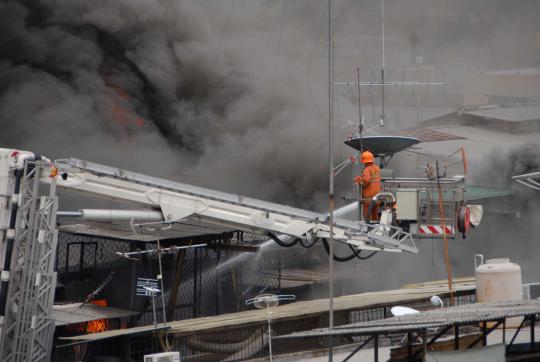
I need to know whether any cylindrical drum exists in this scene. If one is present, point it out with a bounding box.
[476,258,523,327]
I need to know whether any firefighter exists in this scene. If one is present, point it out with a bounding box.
[354,151,381,221]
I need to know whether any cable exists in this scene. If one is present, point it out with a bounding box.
[267,233,299,248]
[321,238,355,261]
[352,246,377,260]
[321,238,377,262]
[299,236,318,248]
[268,233,377,261]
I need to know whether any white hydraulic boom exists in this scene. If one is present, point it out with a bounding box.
[46,157,417,253]
[0,148,416,362]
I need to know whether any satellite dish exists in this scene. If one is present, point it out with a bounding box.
[344,135,420,155]
[430,295,444,308]
[390,306,420,317]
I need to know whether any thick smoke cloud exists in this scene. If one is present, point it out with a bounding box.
[1,0,539,299]
[1,0,539,212]
[472,143,540,189]
[0,0,330,209]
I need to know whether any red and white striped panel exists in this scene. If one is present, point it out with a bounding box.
[419,225,455,235]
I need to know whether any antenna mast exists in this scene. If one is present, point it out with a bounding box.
[327,0,335,360]
[380,0,385,126]
[356,68,364,222]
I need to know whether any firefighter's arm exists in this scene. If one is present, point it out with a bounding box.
[354,169,370,187]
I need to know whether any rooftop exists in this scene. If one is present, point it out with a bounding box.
[61,281,475,343]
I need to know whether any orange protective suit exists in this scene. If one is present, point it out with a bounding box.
[354,163,381,221]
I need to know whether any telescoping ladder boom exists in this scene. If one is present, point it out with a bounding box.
[0,149,417,362]
[46,157,417,253]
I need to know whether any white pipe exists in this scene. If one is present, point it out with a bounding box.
[57,211,83,217]
[78,209,164,222]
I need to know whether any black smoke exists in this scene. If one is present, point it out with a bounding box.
[0,0,331,209]
[2,1,540,296]
[2,0,540,212]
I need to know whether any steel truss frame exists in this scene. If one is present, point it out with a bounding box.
[0,162,58,362]
[513,171,540,191]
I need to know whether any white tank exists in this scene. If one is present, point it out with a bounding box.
[476,258,523,327]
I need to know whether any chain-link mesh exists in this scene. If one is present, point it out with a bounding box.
[54,231,478,361]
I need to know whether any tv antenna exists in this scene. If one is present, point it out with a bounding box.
[245,294,296,361]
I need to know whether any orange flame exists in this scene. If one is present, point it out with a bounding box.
[85,299,109,333]
[66,299,110,334]
[110,86,145,128]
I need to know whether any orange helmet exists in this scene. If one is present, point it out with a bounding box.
[360,151,374,164]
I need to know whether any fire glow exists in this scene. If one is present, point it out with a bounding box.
[67,299,109,334]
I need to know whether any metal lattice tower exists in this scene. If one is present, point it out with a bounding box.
[0,162,58,362]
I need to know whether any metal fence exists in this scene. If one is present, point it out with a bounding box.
[55,231,280,324]
[54,231,477,361]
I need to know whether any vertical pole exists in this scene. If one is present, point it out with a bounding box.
[129,243,137,311]
[79,241,84,272]
[357,68,363,128]
[278,252,282,290]
[422,329,427,362]
[151,294,157,329]
[416,59,421,125]
[0,168,22,315]
[381,0,385,70]
[503,319,506,344]
[531,314,535,352]
[168,249,186,321]
[328,0,335,360]
[156,239,167,325]
[380,0,385,125]
[436,161,454,305]
[356,68,364,222]
[482,321,487,346]
[407,332,412,358]
[374,334,379,362]
[267,305,273,362]
[193,248,198,317]
[454,324,459,350]
[381,69,385,125]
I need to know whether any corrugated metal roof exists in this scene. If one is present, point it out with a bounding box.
[277,300,540,339]
[486,68,540,76]
[463,105,540,123]
[52,303,138,326]
[61,282,475,341]
[406,128,466,143]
